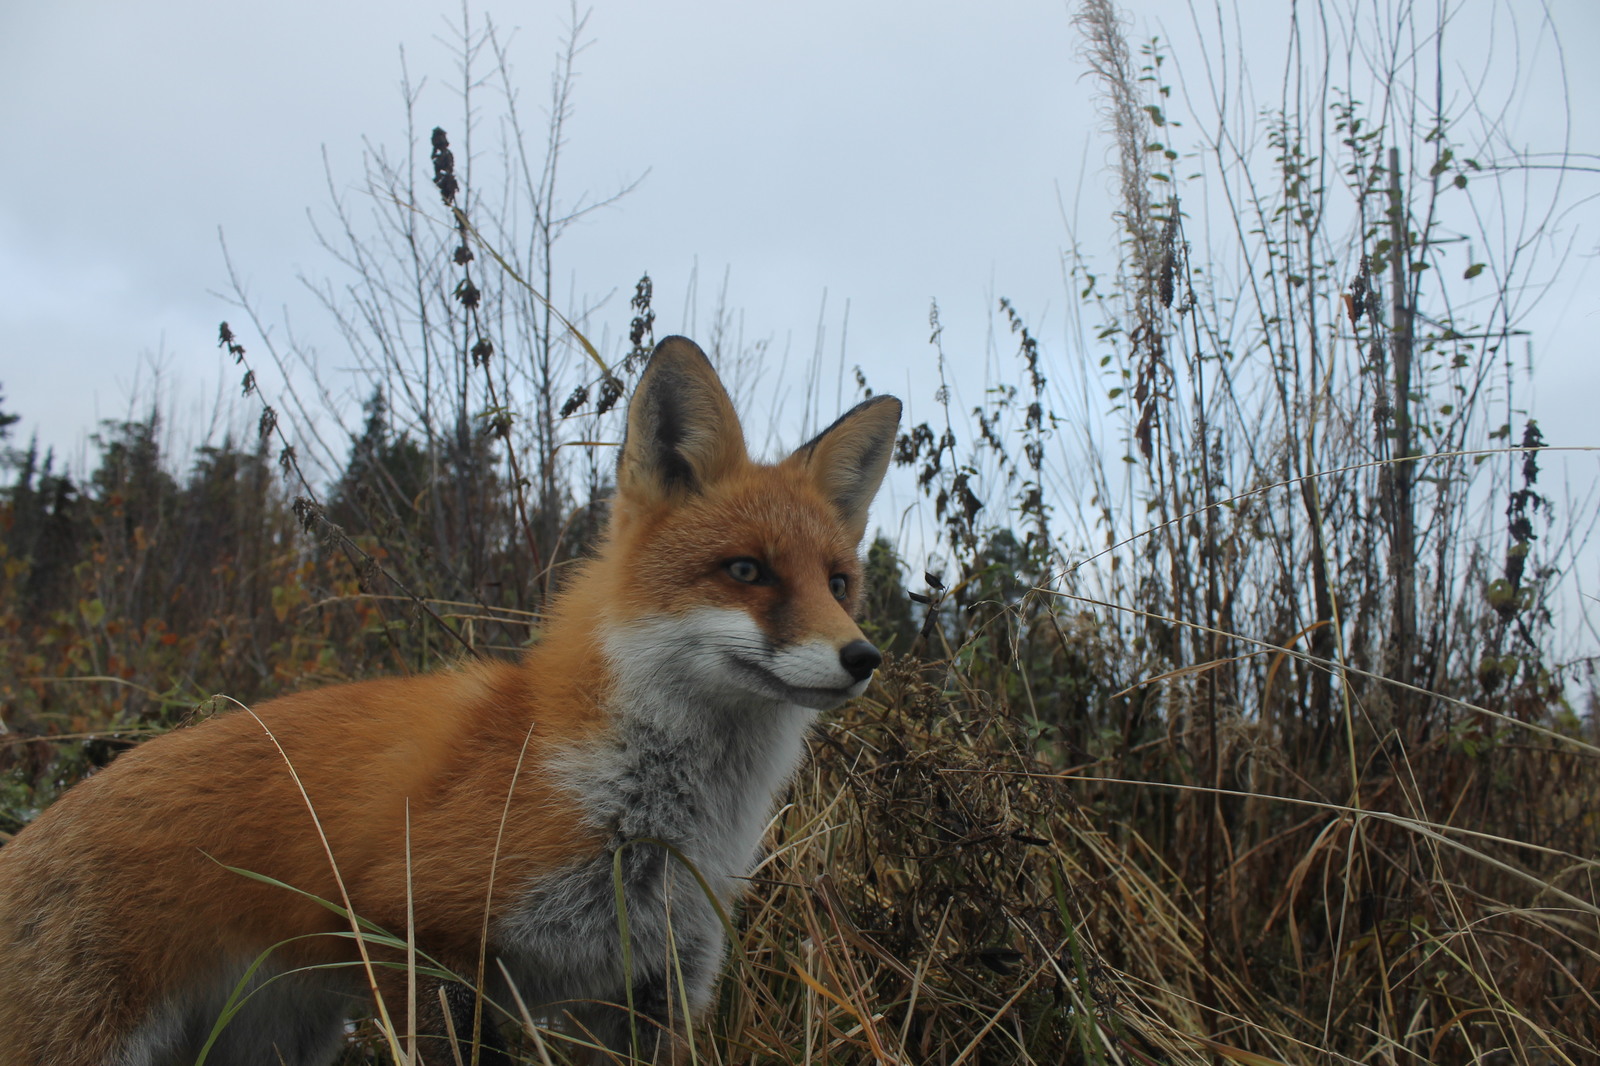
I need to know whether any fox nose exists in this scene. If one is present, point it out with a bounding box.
[839,640,882,682]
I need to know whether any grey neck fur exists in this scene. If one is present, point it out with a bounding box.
[491,613,819,1022]
[577,614,820,897]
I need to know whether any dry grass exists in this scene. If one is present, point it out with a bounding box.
[710,654,1600,1066]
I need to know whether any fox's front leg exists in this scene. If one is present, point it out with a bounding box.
[569,934,726,1066]
[564,975,685,1065]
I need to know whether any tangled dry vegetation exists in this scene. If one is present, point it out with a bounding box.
[714,649,1600,1065]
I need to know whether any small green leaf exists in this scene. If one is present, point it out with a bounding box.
[80,598,106,627]
[1464,262,1485,279]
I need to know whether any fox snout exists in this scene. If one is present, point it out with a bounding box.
[839,639,882,682]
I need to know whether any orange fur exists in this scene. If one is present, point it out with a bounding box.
[0,660,603,1062]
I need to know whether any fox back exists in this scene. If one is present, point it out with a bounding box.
[0,336,901,1066]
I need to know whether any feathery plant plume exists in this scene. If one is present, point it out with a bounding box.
[1073,0,1153,268]
[1073,0,1172,459]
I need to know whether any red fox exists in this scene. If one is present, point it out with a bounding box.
[0,336,901,1065]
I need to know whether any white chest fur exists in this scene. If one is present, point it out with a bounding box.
[495,611,820,1016]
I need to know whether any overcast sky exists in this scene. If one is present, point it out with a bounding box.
[1,0,1095,456]
[2,0,1596,520]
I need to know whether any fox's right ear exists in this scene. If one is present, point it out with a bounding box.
[786,394,902,544]
[617,336,747,504]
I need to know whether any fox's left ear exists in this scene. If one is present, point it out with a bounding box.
[619,336,748,505]
[788,395,902,543]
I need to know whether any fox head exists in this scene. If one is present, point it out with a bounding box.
[595,336,902,712]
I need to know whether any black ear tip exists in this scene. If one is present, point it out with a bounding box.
[648,336,710,368]
[858,394,902,419]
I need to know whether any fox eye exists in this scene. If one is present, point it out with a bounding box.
[829,574,849,600]
[726,558,764,584]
